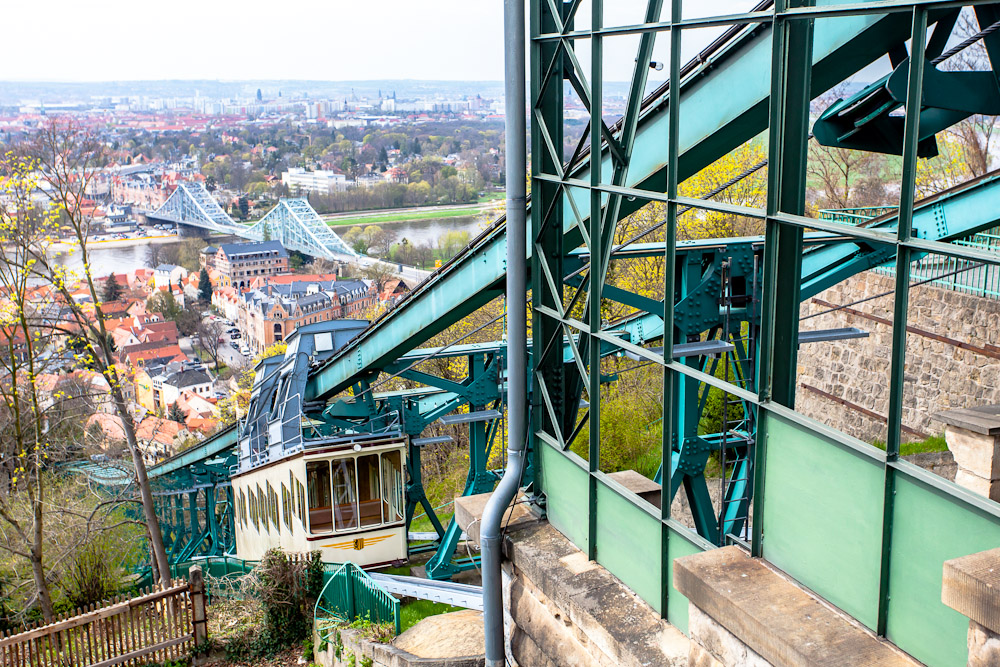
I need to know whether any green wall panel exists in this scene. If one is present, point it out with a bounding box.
[595,479,662,614]
[761,413,884,629]
[666,526,705,635]
[886,472,1000,667]
[541,444,590,551]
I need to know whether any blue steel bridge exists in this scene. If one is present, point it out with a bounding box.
[146,181,359,261]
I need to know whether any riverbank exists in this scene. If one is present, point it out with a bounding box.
[323,202,501,228]
[44,234,181,253]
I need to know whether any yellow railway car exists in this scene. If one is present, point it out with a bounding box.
[232,435,407,567]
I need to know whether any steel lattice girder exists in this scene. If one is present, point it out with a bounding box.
[151,186,356,260]
[154,182,241,232]
[244,199,358,260]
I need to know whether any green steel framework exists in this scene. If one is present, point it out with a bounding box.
[137,3,1000,661]
[528,1,1000,665]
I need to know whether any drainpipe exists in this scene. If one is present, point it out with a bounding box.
[482,0,526,664]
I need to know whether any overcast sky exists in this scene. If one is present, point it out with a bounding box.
[0,1,767,82]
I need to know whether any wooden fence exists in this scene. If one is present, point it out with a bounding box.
[0,566,207,667]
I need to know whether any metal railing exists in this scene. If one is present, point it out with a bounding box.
[816,206,898,225]
[314,562,401,642]
[818,207,1000,299]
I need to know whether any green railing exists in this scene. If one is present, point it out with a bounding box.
[817,206,898,225]
[314,562,401,641]
[819,207,1000,299]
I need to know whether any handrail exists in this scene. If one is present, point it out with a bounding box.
[314,562,401,641]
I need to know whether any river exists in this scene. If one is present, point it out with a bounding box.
[50,215,486,276]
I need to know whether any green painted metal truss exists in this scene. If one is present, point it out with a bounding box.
[147,1,1000,577]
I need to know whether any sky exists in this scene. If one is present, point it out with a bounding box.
[0,0,762,83]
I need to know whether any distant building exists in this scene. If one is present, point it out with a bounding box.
[199,245,218,270]
[153,264,188,290]
[281,167,348,194]
[134,360,213,414]
[214,241,289,290]
[238,275,376,356]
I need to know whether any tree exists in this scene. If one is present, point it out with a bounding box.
[145,242,164,269]
[940,10,996,179]
[195,320,225,370]
[102,273,123,303]
[238,196,249,219]
[344,226,371,254]
[361,261,394,292]
[368,226,397,258]
[168,403,186,424]
[438,230,471,260]
[0,142,146,622]
[677,139,768,239]
[197,268,212,303]
[23,123,173,592]
[217,341,288,426]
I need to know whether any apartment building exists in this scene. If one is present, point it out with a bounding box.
[238,276,376,356]
[214,241,289,290]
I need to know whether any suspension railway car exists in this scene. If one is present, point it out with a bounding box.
[231,435,408,567]
[230,320,409,568]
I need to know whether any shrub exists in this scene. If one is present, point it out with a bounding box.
[225,549,324,658]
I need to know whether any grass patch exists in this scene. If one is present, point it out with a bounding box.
[871,433,948,457]
[400,599,463,633]
[408,511,454,535]
[326,207,485,227]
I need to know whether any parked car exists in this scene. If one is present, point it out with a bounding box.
[230,332,241,339]
[230,342,240,350]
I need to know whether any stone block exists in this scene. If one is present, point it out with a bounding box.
[674,546,919,666]
[968,621,1000,667]
[954,470,1000,502]
[502,521,688,667]
[945,425,1000,482]
[688,604,771,667]
[942,546,1000,635]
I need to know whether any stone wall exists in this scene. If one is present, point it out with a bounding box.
[313,626,483,667]
[796,270,1000,443]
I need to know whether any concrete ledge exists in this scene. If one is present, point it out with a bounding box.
[315,626,484,667]
[936,406,1000,436]
[943,546,1000,635]
[674,546,918,666]
[454,492,538,546]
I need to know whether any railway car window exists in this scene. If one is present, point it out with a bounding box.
[297,479,306,527]
[307,461,333,533]
[250,488,259,531]
[333,458,359,531]
[258,484,268,532]
[357,454,383,527]
[282,483,292,531]
[268,483,280,533]
[381,451,404,523]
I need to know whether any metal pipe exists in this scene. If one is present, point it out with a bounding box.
[482,0,527,663]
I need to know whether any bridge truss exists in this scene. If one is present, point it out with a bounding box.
[150,182,358,260]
